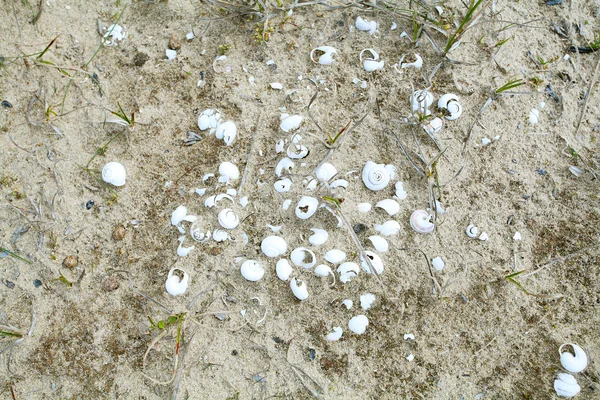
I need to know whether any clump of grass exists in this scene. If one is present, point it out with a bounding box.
[443,0,490,55]
[495,78,525,95]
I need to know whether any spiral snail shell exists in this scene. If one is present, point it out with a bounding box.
[410,209,434,234]
[218,208,239,229]
[102,162,127,187]
[240,260,264,282]
[362,161,395,191]
[165,268,189,296]
[438,94,463,120]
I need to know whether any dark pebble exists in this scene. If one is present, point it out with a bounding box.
[86,200,94,210]
[309,348,316,361]
[353,223,368,235]
[4,280,15,289]
[1,100,12,108]
[231,350,238,356]
[33,279,42,288]
[523,195,531,200]
[536,169,547,176]
[133,51,149,67]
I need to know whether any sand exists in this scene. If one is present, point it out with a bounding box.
[0,0,599,399]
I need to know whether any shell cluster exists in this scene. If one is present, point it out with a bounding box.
[554,343,588,397]
[197,108,237,146]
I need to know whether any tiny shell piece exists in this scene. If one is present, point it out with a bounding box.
[326,327,343,341]
[395,182,407,200]
[423,117,443,135]
[290,278,309,300]
[290,247,316,269]
[529,109,539,125]
[342,299,353,309]
[282,199,292,210]
[431,256,445,271]
[166,49,177,60]
[513,232,522,241]
[357,202,372,213]
[275,157,295,177]
[171,205,188,226]
[374,220,401,236]
[177,236,194,257]
[348,315,369,334]
[337,262,360,283]
[308,228,329,246]
[376,199,400,216]
[325,249,346,264]
[270,82,283,90]
[360,293,376,310]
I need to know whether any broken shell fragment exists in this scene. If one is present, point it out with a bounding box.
[165,268,189,296]
[559,344,588,373]
[374,220,401,236]
[219,162,240,181]
[241,260,265,282]
[215,121,237,146]
[348,315,369,334]
[280,114,303,132]
[275,157,295,177]
[326,327,343,341]
[342,299,353,309]
[330,179,349,189]
[554,373,580,398]
[357,202,372,213]
[410,90,434,113]
[218,208,239,229]
[295,196,319,220]
[376,199,400,216]
[290,247,317,269]
[261,236,288,258]
[212,229,228,242]
[290,278,309,300]
[410,210,434,234]
[310,46,337,65]
[308,228,329,246]
[360,48,384,71]
[177,236,195,257]
[431,256,445,271]
[395,182,408,200]
[360,251,384,274]
[368,235,389,252]
[314,264,333,277]
[325,249,346,264]
[337,262,360,283]
[276,259,293,281]
[274,178,293,193]
[360,293,376,310]
[102,162,127,187]
[286,144,309,159]
[423,117,443,135]
[315,162,338,182]
[362,161,395,191]
[438,93,463,120]
[355,16,377,35]
[171,205,188,226]
[400,53,423,69]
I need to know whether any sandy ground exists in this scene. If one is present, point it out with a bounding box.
[1,0,599,399]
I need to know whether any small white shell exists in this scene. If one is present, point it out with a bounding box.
[342,299,353,309]
[266,224,282,233]
[394,181,407,200]
[355,16,375,34]
[308,228,329,246]
[212,229,228,242]
[362,161,394,191]
[166,49,177,60]
[305,179,318,191]
[239,196,249,208]
[275,139,285,153]
[410,210,434,234]
[374,220,401,236]
[330,179,349,189]
[368,236,389,252]
[218,162,240,181]
[204,195,216,208]
[275,157,295,177]
[466,224,480,238]
[348,315,369,334]
[357,202,372,213]
[274,178,293,193]
[559,344,588,373]
[376,199,400,216]
[177,236,194,257]
[360,293,376,310]
[218,209,239,229]
[478,232,489,241]
[165,268,189,296]
[215,121,237,146]
[410,90,433,112]
[190,221,209,242]
[310,46,337,65]
[240,260,264,282]
[360,48,384,72]
[325,249,346,264]
[423,117,443,135]
[270,82,283,90]
[280,115,303,132]
[438,94,462,120]
[276,259,293,281]
[102,162,127,186]
[554,373,580,398]
[171,205,188,226]
[529,108,539,125]
[326,326,343,341]
[290,247,317,269]
[400,53,423,69]
[261,236,288,258]
[286,144,309,159]
[295,196,319,220]
[290,278,309,300]
[337,262,360,283]
[314,264,333,277]
[282,199,292,210]
[315,162,338,182]
[360,251,384,274]
[513,232,522,241]
[431,256,445,271]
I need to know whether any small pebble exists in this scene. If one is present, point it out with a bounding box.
[309,348,316,361]
[101,276,120,292]
[1,100,12,108]
[168,33,182,50]
[112,226,126,241]
[86,200,94,210]
[4,280,15,289]
[63,255,78,268]
[33,279,42,288]
[353,223,368,234]
[536,169,547,176]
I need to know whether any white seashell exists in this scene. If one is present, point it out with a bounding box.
[376,199,400,216]
[166,49,177,60]
[410,90,434,112]
[241,260,264,282]
[554,373,581,398]
[290,247,316,269]
[423,117,443,135]
[337,262,360,283]
[355,16,377,35]
[368,236,389,252]
[102,162,127,186]
[290,278,309,300]
[186,32,195,40]
[360,293,376,310]
[478,232,489,241]
[286,144,309,159]
[204,195,216,208]
[374,220,401,236]
[363,59,384,72]
[280,115,303,132]
[362,161,393,191]
[395,181,407,200]
[358,202,372,213]
[438,93,462,120]
[171,205,188,226]
[295,196,319,220]
[195,188,207,196]
[212,229,228,242]
[466,224,480,238]
[325,249,346,264]
[275,140,285,154]
[270,82,283,90]
[348,315,369,334]
[218,208,239,229]
[569,166,584,177]
[560,344,588,373]
[261,236,288,258]
[400,53,423,69]
[190,221,209,242]
[274,178,293,193]
[360,251,384,274]
[282,199,292,210]
[481,137,492,146]
[529,108,539,125]
[266,224,282,233]
[406,354,415,362]
[431,256,445,271]
[404,333,415,340]
[275,157,295,177]
[177,236,194,257]
[314,264,333,277]
[308,228,329,246]
[219,162,240,181]
[310,46,337,65]
[330,179,349,189]
[513,232,522,241]
[315,162,338,182]
[342,299,353,309]
[276,259,293,281]
[326,327,343,341]
[165,268,189,296]
[227,188,237,196]
[304,179,317,192]
[215,121,237,146]
[410,210,434,234]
